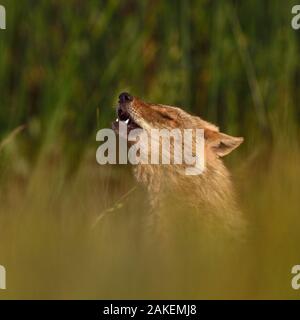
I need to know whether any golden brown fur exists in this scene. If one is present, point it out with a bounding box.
[114,94,245,234]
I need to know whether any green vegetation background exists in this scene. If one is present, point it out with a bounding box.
[0,0,299,299]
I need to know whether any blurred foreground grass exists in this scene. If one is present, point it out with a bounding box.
[0,143,299,299]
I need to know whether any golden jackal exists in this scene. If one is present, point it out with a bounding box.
[113,92,245,233]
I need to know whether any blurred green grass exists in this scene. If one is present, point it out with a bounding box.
[0,0,300,299]
[1,148,300,299]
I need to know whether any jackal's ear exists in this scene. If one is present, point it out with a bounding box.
[205,129,244,157]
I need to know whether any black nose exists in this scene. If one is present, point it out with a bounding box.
[119,92,133,103]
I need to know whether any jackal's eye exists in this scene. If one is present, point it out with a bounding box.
[158,110,175,121]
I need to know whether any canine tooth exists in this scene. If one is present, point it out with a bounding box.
[116,118,119,122]
[125,119,129,124]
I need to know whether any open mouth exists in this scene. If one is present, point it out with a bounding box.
[112,104,141,133]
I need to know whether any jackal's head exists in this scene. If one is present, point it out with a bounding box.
[112,92,243,160]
